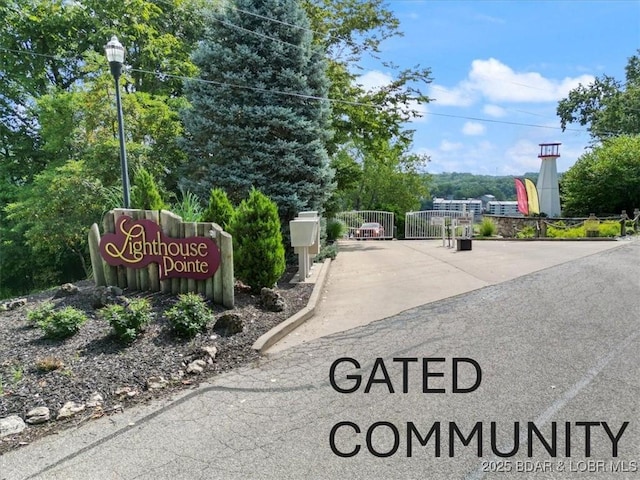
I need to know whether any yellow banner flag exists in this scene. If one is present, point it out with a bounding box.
[524,179,540,215]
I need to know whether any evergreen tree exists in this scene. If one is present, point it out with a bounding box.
[131,167,167,210]
[180,0,334,225]
[229,188,286,292]
[201,187,235,229]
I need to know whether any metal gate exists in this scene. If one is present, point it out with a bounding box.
[335,210,395,240]
[404,210,474,239]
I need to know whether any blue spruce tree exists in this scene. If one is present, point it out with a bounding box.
[180,0,334,224]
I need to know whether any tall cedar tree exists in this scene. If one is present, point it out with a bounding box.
[180,0,334,225]
[229,188,286,291]
[201,187,235,229]
[131,167,167,210]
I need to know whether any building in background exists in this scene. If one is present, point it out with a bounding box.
[432,198,483,217]
[486,201,521,216]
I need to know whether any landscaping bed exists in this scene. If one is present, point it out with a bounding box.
[0,272,312,455]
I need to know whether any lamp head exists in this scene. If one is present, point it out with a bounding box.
[105,36,126,64]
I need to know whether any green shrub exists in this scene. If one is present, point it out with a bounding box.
[34,305,87,339]
[314,243,338,262]
[599,221,622,237]
[516,226,536,239]
[172,189,203,221]
[201,187,235,229]
[131,167,167,210]
[228,188,285,292]
[102,185,125,213]
[166,293,214,337]
[100,298,153,343]
[546,224,584,238]
[27,302,55,326]
[326,219,346,242]
[478,218,496,237]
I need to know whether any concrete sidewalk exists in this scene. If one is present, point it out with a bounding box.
[266,238,629,353]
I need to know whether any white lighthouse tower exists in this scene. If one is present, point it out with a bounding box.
[536,143,561,217]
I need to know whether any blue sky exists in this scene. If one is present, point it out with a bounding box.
[356,0,640,175]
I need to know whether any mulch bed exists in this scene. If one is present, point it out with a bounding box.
[0,271,312,455]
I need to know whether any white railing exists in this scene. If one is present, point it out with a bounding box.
[404,210,474,239]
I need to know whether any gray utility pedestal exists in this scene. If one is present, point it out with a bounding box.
[289,212,320,280]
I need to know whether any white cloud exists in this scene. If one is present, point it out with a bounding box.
[462,122,485,136]
[467,58,594,103]
[474,13,505,24]
[414,140,501,174]
[483,104,507,117]
[432,58,595,107]
[505,139,543,173]
[439,140,463,152]
[357,70,392,91]
[429,83,475,107]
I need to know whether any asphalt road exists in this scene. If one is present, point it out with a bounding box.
[2,241,639,479]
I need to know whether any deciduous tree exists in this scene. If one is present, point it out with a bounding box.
[560,135,640,216]
[302,0,433,216]
[5,161,107,287]
[557,50,640,142]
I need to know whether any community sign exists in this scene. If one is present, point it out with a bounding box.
[99,215,221,280]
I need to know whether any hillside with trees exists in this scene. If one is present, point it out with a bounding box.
[424,172,540,204]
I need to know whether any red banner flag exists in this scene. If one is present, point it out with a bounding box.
[514,178,529,215]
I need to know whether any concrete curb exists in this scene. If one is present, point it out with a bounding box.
[252,258,332,353]
[473,237,619,241]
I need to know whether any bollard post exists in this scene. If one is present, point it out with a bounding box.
[620,210,628,237]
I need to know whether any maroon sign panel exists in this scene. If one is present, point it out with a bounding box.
[99,216,221,280]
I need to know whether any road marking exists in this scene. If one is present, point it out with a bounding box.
[464,330,640,480]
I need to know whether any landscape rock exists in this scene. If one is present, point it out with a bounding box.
[186,359,207,374]
[86,392,104,408]
[234,280,252,293]
[110,286,124,296]
[91,286,128,309]
[200,345,218,361]
[26,407,50,425]
[90,286,109,308]
[57,401,85,420]
[0,298,27,312]
[261,288,286,312]
[115,387,139,398]
[0,415,26,437]
[146,376,169,390]
[54,283,79,298]
[215,312,244,336]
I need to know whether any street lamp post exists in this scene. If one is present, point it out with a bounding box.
[104,35,131,208]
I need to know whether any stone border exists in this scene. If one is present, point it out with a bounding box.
[252,258,332,353]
